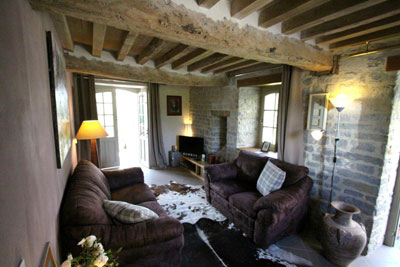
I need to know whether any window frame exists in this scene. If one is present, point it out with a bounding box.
[260,88,280,152]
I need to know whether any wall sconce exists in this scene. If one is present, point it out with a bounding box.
[311,129,325,141]
[184,123,193,137]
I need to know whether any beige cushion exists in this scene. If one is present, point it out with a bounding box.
[103,200,159,224]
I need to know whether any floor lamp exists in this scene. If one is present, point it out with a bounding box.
[76,120,108,167]
[328,94,352,212]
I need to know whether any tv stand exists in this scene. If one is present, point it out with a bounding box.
[180,155,210,181]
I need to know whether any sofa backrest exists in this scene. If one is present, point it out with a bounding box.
[269,158,309,187]
[235,151,309,187]
[235,151,269,185]
[60,160,112,227]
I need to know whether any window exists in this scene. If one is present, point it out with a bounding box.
[261,91,279,151]
[96,91,115,137]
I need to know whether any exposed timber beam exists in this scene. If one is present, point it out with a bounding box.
[237,73,282,87]
[329,26,400,50]
[386,55,400,72]
[172,49,214,70]
[282,0,385,35]
[258,0,329,29]
[301,1,400,40]
[187,53,229,72]
[231,0,274,20]
[50,13,74,51]
[201,58,246,73]
[136,38,167,65]
[214,60,260,74]
[196,0,220,9]
[317,14,400,45]
[29,0,333,71]
[65,53,227,87]
[227,63,279,76]
[117,31,139,61]
[92,23,107,57]
[154,44,191,68]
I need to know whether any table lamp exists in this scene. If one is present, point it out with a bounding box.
[76,120,108,167]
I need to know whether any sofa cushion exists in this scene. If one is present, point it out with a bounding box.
[60,160,112,226]
[229,191,261,218]
[235,151,269,185]
[256,161,286,196]
[269,158,309,187]
[103,200,159,224]
[209,179,250,199]
[112,183,156,204]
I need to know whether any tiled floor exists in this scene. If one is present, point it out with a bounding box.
[143,166,400,267]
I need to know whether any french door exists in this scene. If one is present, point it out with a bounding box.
[95,89,120,168]
[138,89,149,167]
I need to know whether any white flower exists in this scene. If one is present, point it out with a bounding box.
[94,253,109,267]
[60,259,71,267]
[94,242,104,255]
[86,235,97,247]
[77,238,86,247]
[67,254,73,261]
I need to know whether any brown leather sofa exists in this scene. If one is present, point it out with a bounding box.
[204,151,313,247]
[60,160,184,266]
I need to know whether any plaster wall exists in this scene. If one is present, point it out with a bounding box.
[0,0,76,266]
[159,85,190,162]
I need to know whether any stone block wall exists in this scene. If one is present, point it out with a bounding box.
[301,51,399,254]
[237,87,261,148]
[189,83,239,161]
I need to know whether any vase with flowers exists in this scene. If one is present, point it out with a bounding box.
[61,235,121,267]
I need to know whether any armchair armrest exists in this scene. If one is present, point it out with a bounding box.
[102,167,144,191]
[253,176,313,213]
[204,161,238,182]
[109,216,183,248]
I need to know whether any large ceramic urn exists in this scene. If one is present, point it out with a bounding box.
[321,201,367,266]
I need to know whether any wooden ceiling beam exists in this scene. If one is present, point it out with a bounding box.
[65,53,228,87]
[136,38,166,64]
[171,49,214,70]
[227,63,279,76]
[329,25,400,50]
[282,0,385,35]
[316,14,400,45]
[49,13,74,51]
[301,1,400,40]
[92,23,107,57]
[214,60,260,74]
[196,0,220,9]
[201,57,246,73]
[258,0,328,29]
[154,44,191,68]
[29,0,332,71]
[117,31,139,61]
[187,53,230,72]
[231,0,274,20]
[237,73,282,87]
[386,55,400,72]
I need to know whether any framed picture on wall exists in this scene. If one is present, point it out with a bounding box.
[307,93,328,130]
[167,95,182,116]
[46,31,71,169]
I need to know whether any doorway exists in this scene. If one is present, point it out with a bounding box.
[94,79,149,169]
[385,156,400,248]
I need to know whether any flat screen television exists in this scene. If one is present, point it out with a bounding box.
[178,136,204,155]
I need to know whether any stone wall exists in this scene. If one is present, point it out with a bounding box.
[190,83,239,161]
[301,51,399,254]
[237,87,261,148]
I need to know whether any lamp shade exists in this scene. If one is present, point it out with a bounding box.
[76,120,108,140]
[311,130,324,141]
[329,94,352,110]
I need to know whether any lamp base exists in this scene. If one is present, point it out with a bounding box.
[90,139,99,167]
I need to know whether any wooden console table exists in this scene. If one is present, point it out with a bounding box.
[180,155,210,181]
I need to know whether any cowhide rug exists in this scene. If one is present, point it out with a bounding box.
[150,182,312,267]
